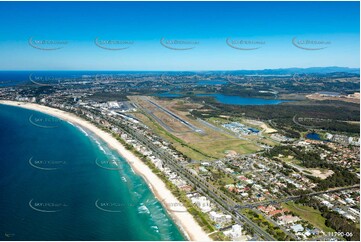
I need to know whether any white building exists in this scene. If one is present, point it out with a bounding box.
[231,224,242,237]
[223,224,244,240]
[291,224,304,233]
[107,101,120,109]
[191,196,212,213]
[209,211,232,224]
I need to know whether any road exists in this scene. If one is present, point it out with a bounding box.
[103,113,275,241]
[235,185,360,209]
[84,107,359,241]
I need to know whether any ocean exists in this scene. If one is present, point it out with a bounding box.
[0,104,185,241]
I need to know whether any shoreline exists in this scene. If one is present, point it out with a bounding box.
[0,100,211,241]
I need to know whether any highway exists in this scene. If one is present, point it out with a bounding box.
[99,111,359,242]
[251,208,297,240]
[104,114,275,241]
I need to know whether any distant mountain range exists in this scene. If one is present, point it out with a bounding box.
[164,67,360,75]
[1,67,360,75]
[224,66,360,75]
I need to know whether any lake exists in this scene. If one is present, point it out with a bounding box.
[196,94,290,105]
[306,132,321,140]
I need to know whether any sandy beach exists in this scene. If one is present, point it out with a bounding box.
[0,100,211,241]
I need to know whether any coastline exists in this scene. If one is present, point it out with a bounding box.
[0,100,211,241]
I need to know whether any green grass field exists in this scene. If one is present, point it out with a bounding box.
[283,202,335,233]
[134,111,261,160]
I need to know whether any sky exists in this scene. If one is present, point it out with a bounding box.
[0,1,359,71]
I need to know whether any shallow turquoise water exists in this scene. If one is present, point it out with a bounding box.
[0,104,185,241]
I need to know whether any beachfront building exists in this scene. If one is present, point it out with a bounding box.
[191,196,212,213]
[209,211,232,224]
[223,224,245,241]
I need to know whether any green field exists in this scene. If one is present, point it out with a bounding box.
[133,111,261,160]
[283,202,335,233]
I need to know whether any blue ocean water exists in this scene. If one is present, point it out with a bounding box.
[196,93,289,105]
[0,71,175,87]
[0,104,185,241]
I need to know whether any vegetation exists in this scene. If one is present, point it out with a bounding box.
[135,111,216,160]
[243,209,293,241]
[135,109,259,160]
[191,99,360,138]
[283,202,335,232]
[296,197,360,241]
[265,145,359,190]
[112,132,218,233]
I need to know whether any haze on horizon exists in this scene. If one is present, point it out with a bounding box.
[0,1,359,71]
